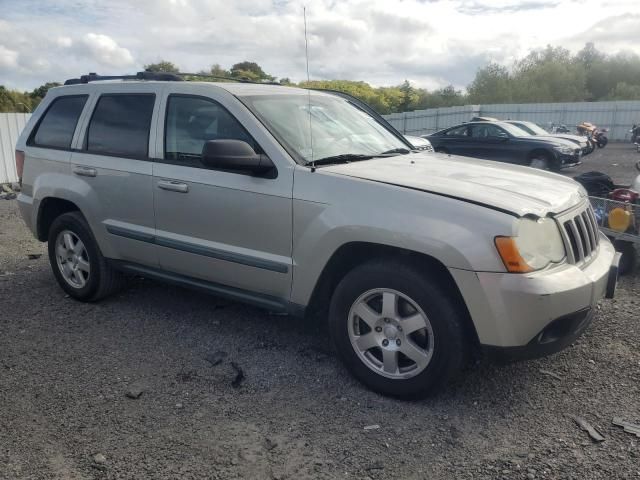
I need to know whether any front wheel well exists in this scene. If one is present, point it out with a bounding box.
[306,242,480,348]
[37,198,81,241]
[527,148,552,160]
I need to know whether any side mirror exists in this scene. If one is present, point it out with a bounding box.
[202,140,276,177]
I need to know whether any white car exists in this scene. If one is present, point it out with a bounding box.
[404,135,434,152]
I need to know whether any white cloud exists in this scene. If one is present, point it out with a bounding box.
[0,0,639,90]
[56,36,73,48]
[80,33,134,67]
[0,45,19,69]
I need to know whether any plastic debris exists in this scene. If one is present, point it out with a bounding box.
[571,415,605,442]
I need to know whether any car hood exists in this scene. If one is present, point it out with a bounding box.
[322,153,586,217]
[553,134,588,144]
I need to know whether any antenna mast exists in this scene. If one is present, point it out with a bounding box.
[303,6,315,169]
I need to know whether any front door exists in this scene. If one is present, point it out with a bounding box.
[152,88,294,305]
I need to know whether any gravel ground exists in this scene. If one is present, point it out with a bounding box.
[1,144,639,480]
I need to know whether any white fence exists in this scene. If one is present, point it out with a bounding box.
[383,101,640,141]
[0,113,31,184]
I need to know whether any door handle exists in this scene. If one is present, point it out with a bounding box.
[157,180,189,193]
[72,166,97,177]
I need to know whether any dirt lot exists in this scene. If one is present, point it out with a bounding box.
[1,144,639,480]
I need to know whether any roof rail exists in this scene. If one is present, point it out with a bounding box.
[64,71,183,85]
[64,71,282,86]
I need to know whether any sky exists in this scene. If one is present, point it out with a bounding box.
[0,0,639,91]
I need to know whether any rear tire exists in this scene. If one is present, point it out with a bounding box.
[328,260,467,398]
[48,212,125,301]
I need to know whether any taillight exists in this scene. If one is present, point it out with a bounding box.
[15,150,25,185]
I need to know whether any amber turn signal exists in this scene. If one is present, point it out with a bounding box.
[494,236,533,273]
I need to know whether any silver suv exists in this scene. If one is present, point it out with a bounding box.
[15,74,619,398]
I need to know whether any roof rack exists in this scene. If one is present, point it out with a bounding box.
[64,71,183,85]
[64,71,282,86]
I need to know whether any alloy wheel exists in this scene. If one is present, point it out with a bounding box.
[55,230,90,289]
[347,288,435,379]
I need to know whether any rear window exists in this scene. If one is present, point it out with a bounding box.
[86,94,155,158]
[30,95,88,149]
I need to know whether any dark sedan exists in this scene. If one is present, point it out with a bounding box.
[505,120,593,155]
[425,121,582,171]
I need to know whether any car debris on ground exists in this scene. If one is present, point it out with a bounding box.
[612,417,640,437]
[571,415,605,442]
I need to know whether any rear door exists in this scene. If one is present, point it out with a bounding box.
[152,86,294,304]
[70,85,159,266]
[436,125,474,156]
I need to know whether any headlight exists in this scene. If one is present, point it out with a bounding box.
[554,145,575,155]
[495,217,566,272]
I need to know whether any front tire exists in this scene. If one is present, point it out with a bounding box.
[614,240,636,275]
[529,154,550,170]
[48,212,125,301]
[328,260,468,398]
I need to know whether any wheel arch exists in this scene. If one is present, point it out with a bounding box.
[36,197,83,241]
[305,241,480,348]
[527,147,559,169]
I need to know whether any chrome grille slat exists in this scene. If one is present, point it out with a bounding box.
[567,219,584,261]
[556,201,599,266]
[575,215,592,256]
[581,212,597,251]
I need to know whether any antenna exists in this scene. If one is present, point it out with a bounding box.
[303,6,315,169]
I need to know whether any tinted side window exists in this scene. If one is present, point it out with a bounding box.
[86,94,155,157]
[30,95,88,148]
[444,126,469,137]
[471,124,508,138]
[165,95,256,163]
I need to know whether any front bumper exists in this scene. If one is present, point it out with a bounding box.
[558,150,582,168]
[449,235,617,354]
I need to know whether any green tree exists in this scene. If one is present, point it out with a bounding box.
[30,82,61,99]
[467,63,511,104]
[605,82,640,100]
[399,80,418,111]
[144,61,179,73]
[230,61,274,81]
[209,64,229,77]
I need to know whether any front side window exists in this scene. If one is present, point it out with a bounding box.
[165,95,256,163]
[240,93,408,164]
[86,94,155,158]
[470,124,509,139]
[30,95,88,148]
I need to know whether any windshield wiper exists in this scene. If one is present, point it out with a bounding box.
[378,148,411,155]
[308,153,374,166]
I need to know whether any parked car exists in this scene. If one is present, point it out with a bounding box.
[15,73,619,398]
[426,121,583,170]
[505,120,593,156]
[404,135,434,152]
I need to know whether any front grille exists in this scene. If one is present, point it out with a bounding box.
[557,203,600,264]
